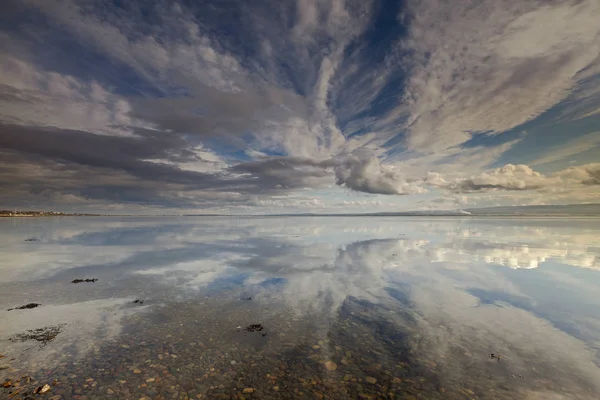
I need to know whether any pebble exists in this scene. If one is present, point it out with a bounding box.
[242,387,254,393]
[146,378,155,383]
[324,361,338,371]
[273,386,279,391]
[365,377,377,384]
[49,396,62,400]
[133,369,142,374]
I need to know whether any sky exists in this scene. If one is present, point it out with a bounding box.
[0,0,600,214]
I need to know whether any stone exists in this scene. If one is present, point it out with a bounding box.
[146,378,155,383]
[365,377,377,384]
[273,386,279,391]
[134,369,142,374]
[312,345,320,349]
[49,396,62,400]
[324,361,337,371]
[40,383,51,393]
[242,388,254,393]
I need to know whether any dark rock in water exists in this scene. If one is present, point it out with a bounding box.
[133,299,144,304]
[71,278,98,283]
[7,303,41,311]
[24,238,39,242]
[9,324,66,346]
[246,297,252,301]
[245,324,263,332]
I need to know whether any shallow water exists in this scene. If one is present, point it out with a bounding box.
[1,216,600,399]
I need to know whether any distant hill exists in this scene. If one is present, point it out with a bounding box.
[463,203,600,216]
[253,204,600,217]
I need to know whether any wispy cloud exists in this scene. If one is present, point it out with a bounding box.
[400,0,600,153]
[530,133,600,166]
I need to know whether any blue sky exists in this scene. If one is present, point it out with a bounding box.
[0,0,599,214]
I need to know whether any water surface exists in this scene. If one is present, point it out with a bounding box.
[1,217,600,399]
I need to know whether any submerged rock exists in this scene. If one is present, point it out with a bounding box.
[71,278,98,283]
[245,324,263,332]
[9,324,66,346]
[7,303,41,311]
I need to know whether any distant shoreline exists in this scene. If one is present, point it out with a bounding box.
[2,204,600,218]
[0,213,106,217]
[2,214,600,218]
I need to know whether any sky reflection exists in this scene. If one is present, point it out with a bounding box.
[1,217,600,398]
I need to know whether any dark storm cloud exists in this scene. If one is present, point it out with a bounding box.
[0,124,336,208]
[0,123,206,183]
[229,157,336,188]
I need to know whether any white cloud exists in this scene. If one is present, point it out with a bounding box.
[0,56,147,136]
[429,164,565,193]
[334,155,428,195]
[24,0,245,93]
[555,162,600,185]
[401,0,600,153]
[142,145,228,173]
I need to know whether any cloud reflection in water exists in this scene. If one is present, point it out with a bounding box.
[1,216,600,397]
